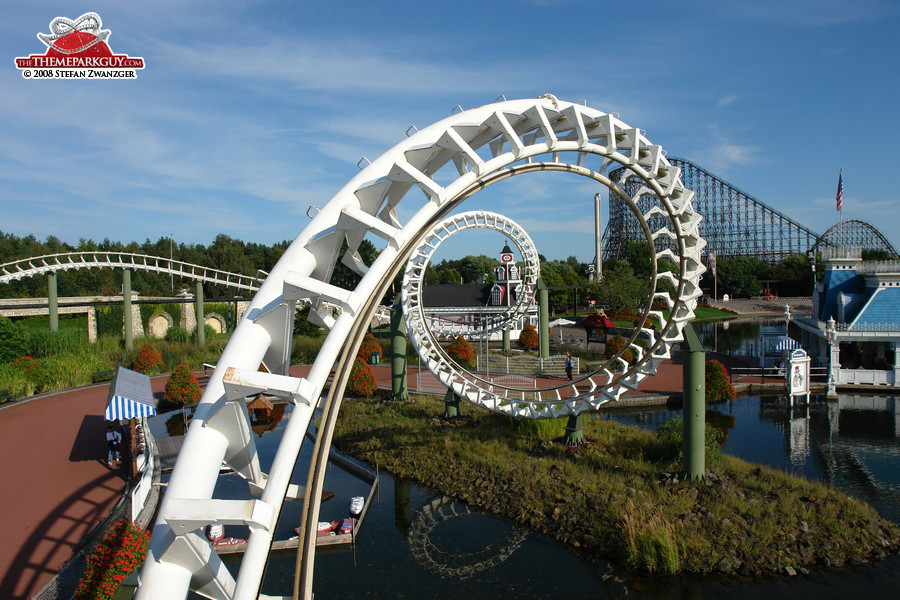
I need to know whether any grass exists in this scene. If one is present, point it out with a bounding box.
[331,393,900,577]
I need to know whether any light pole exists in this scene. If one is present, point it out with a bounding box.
[170,234,174,293]
[825,317,837,398]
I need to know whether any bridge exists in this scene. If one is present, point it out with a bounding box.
[604,156,897,263]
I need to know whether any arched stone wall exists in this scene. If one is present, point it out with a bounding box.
[148,312,174,338]
[204,312,226,334]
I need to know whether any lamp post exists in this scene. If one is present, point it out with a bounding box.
[825,317,837,398]
[170,234,174,293]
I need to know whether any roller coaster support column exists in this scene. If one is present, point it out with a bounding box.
[538,278,549,359]
[196,281,205,347]
[123,269,133,352]
[390,296,410,402]
[682,323,706,480]
[48,272,58,332]
[443,388,460,419]
[564,413,585,446]
[502,328,510,352]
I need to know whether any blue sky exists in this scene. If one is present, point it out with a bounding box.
[3,0,899,264]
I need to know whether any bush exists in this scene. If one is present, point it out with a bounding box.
[357,333,382,363]
[165,364,202,405]
[12,356,46,391]
[75,520,149,600]
[705,359,735,403]
[447,335,476,369]
[604,335,635,363]
[346,357,377,396]
[165,326,190,343]
[132,343,164,374]
[517,323,538,350]
[0,316,28,363]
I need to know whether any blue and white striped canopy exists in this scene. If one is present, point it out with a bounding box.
[104,367,157,421]
[105,394,157,420]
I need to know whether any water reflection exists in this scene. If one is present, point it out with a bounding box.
[156,393,899,600]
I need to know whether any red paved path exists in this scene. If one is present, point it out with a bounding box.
[0,360,775,599]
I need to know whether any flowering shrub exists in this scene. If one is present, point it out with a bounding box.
[165,364,202,405]
[357,333,383,363]
[347,357,377,396]
[132,343,164,374]
[12,355,46,389]
[75,520,150,600]
[517,323,538,350]
[705,359,735,403]
[447,335,476,368]
[604,335,635,363]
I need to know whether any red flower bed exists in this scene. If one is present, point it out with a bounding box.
[447,335,476,368]
[517,323,538,350]
[604,335,635,363]
[165,364,202,405]
[75,520,150,600]
[706,359,736,403]
[357,333,383,364]
[12,355,46,388]
[347,357,377,396]
[132,343,164,374]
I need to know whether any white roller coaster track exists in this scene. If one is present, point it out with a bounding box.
[136,95,705,600]
[403,210,540,339]
[0,251,265,291]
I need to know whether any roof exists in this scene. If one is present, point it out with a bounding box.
[579,313,616,329]
[422,284,492,308]
[104,367,157,420]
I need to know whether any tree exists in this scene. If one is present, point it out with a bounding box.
[447,335,476,368]
[518,323,539,350]
[587,264,647,313]
[0,316,28,363]
[165,364,202,405]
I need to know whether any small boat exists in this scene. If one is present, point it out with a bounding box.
[294,521,339,537]
[350,496,364,516]
[340,518,355,535]
[211,537,246,547]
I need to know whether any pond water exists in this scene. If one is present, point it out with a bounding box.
[153,390,900,599]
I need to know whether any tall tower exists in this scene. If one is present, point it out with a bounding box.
[492,243,521,306]
[594,192,603,280]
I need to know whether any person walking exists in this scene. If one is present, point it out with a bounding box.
[106,425,122,466]
[565,352,574,381]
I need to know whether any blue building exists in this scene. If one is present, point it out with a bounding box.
[794,248,900,390]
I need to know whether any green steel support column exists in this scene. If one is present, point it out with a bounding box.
[48,272,58,332]
[443,388,460,419]
[196,281,205,347]
[502,328,510,352]
[123,269,133,351]
[564,413,585,446]
[390,296,410,402]
[682,323,706,480]
[537,278,549,359]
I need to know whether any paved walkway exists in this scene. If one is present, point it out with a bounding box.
[0,358,777,599]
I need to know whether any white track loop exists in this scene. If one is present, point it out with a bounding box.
[137,95,704,600]
[402,210,539,340]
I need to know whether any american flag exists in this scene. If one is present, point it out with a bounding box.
[836,171,843,212]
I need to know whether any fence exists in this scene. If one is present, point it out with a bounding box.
[475,353,577,378]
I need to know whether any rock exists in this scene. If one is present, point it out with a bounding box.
[784,566,797,576]
[799,521,809,533]
[716,559,732,574]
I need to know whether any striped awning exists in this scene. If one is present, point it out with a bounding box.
[104,394,157,420]
[104,367,157,421]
